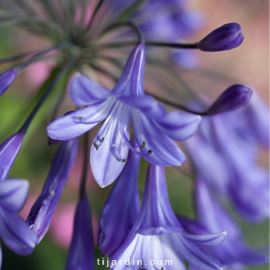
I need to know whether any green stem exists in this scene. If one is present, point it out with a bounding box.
[79,132,89,199]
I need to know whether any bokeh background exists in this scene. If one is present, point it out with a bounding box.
[0,0,269,269]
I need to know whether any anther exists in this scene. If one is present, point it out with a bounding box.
[98,137,104,142]
[118,158,127,162]
[140,141,146,149]
[148,150,152,154]
[93,142,99,150]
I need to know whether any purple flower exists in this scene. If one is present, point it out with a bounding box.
[191,177,268,268]
[133,0,205,42]
[207,85,252,115]
[198,23,244,52]
[64,194,94,270]
[27,139,78,244]
[110,164,226,270]
[47,43,201,187]
[0,179,37,266]
[98,146,140,256]
[0,69,17,96]
[185,111,269,222]
[0,131,24,181]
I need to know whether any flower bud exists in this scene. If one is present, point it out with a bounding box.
[0,69,17,96]
[207,84,252,115]
[0,131,24,181]
[198,23,244,52]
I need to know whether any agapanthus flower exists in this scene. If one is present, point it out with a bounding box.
[99,145,140,256]
[0,179,37,266]
[185,98,269,222]
[110,164,227,270]
[47,43,201,187]
[27,139,78,244]
[64,194,94,270]
[0,133,37,268]
[180,177,268,269]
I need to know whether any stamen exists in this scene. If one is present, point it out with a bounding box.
[118,158,127,162]
[98,137,104,142]
[93,142,99,150]
[140,141,146,149]
[148,150,152,154]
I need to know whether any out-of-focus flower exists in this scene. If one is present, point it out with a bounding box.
[180,177,268,269]
[98,146,140,256]
[197,23,244,52]
[0,134,37,267]
[64,194,94,270]
[27,139,78,244]
[0,69,17,96]
[0,179,37,263]
[185,105,269,222]
[111,165,226,270]
[48,43,201,187]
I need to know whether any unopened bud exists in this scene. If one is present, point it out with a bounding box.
[198,23,244,52]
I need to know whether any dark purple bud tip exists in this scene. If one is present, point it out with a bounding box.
[0,69,17,96]
[198,23,244,52]
[207,84,252,115]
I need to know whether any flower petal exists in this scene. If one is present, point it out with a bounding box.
[136,165,183,235]
[154,111,201,141]
[69,73,112,106]
[0,179,29,212]
[182,231,227,246]
[98,147,140,256]
[0,132,24,181]
[131,110,186,166]
[27,139,78,244]
[64,195,94,270]
[47,98,114,140]
[178,236,223,270]
[90,103,130,187]
[112,43,145,96]
[0,207,37,255]
[118,95,166,119]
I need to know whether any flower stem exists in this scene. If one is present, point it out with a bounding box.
[79,132,89,199]
[19,57,77,134]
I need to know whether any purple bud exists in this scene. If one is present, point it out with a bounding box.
[198,23,244,52]
[64,195,94,270]
[0,69,17,96]
[27,139,78,244]
[0,131,24,181]
[207,85,252,115]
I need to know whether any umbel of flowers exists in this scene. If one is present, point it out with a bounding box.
[0,0,268,270]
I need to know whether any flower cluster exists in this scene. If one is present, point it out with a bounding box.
[0,0,268,270]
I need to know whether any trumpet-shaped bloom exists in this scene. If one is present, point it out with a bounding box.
[48,44,201,187]
[27,139,78,244]
[0,179,37,267]
[0,131,37,266]
[182,177,268,269]
[64,194,94,270]
[99,147,140,256]
[185,105,269,222]
[110,165,226,270]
